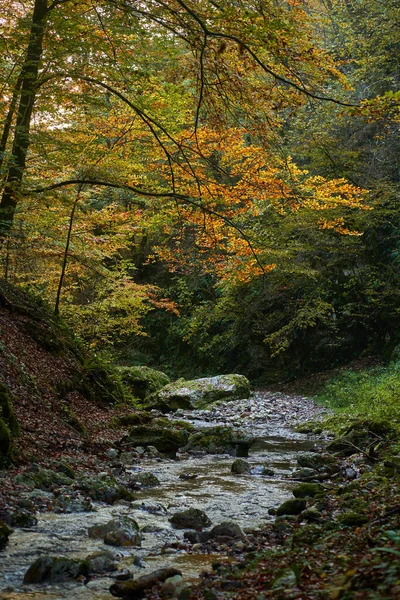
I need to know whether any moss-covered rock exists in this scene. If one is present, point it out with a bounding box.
[182,426,254,455]
[134,472,160,488]
[292,483,324,498]
[231,458,250,474]
[77,475,134,504]
[297,453,335,470]
[0,521,13,549]
[149,374,251,412]
[14,467,73,491]
[276,498,306,516]
[169,508,212,529]
[291,523,324,547]
[88,517,141,546]
[127,424,190,455]
[118,366,170,401]
[23,555,88,583]
[337,510,369,526]
[78,357,129,405]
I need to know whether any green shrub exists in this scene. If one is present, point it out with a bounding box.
[314,362,400,427]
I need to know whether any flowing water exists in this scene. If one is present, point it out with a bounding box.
[0,393,324,599]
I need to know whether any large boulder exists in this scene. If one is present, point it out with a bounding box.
[127,425,190,456]
[118,366,170,401]
[89,517,141,547]
[148,374,251,412]
[182,426,254,456]
[24,555,88,583]
[169,508,212,529]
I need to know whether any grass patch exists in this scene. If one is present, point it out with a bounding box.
[314,361,400,430]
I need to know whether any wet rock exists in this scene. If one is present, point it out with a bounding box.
[77,475,134,504]
[8,508,38,527]
[169,508,212,529]
[149,374,251,412]
[127,425,190,455]
[0,521,13,549]
[160,574,189,598]
[133,472,160,488]
[104,517,142,547]
[89,517,141,547]
[262,467,275,476]
[292,482,323,498]
[23,555,88,583]
[297,453,335,470]
[118,366,170,401]
[54,493,94,513]
[209,521,245,541]
[299,507,323,522]
[292,523,324,547]
[292,467,317,479]
[182,426,254,455]
[110,567,182,598]
[86,550,117,574]
[231,458,250,474]
[184,530,210,543]
[14,467,73,491]
[276,498,306,516]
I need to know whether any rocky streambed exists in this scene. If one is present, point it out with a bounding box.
[0,391,330,600]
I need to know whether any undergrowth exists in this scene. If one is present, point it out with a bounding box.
[314,361,400,432]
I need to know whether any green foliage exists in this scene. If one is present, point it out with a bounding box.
[314,362,400,426]
[78,355,134,406]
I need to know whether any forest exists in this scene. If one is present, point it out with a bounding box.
[0,0,399,599]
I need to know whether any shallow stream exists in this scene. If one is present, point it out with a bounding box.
[0,393,324,599]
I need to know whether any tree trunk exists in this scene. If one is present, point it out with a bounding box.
[0,0,48,237]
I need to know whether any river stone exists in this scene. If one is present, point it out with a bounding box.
[149,374,251,412]
[86,550,117,574]
[89,517,141,547]
[169,508,212,529]
[77,475,134,504]
[292,467,317,479]
[8,508,38,527]
[0,521,13,549]
[299,507,323,522]
[184,530,210,543]
[160,574,188,598]
[297,453,335,470]
[15,467,74,491]
[276,498,306,516]
[209,521,245,541]
[54,493,94,513]
[231,458,250,474]
[104,517,142,547]
[134,472,160,488]
[182,426,254,456]
[262,467,275,476]
[110,567,182,598]
[292,483,323,498]
[118,366,170,401]
[127,425,189,455]
[23,555,88,583]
